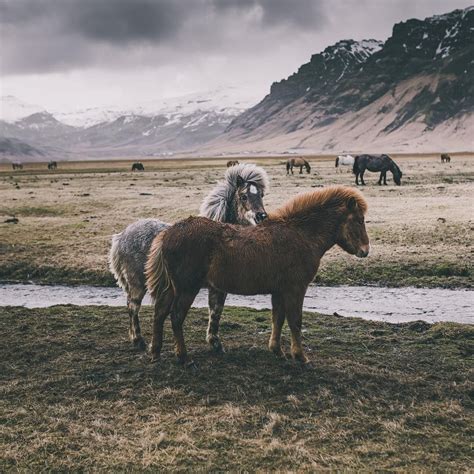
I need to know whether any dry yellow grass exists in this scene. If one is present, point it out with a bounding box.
[0,154,473,287]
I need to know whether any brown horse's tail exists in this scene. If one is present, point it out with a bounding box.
[145,232,174,302]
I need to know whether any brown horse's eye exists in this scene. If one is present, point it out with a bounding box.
[241,194,248,202]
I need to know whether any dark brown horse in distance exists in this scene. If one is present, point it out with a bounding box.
[286,157,311,175]
[146,186,370,365]
[47,160,57,170]
[353,154,402,186]
[441,153,451,163]
[227,160,239,167]
[132,162,145,171]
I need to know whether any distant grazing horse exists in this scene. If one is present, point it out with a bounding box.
[11,162,23,170]
[227,160,239,167]
[335,154,355,173]
[146,186,369,364]
[47,160,57,170]
[109,164,269,351]
[132,162,145,171]
[441,153,451,163]
[353,154,402,186]
[286,157,311,175]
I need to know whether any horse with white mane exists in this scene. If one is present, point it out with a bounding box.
[109,163,269,351]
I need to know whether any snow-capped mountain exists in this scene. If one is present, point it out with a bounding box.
[217,6,474,154]
[51,86,261,128]
[0,86,262,158]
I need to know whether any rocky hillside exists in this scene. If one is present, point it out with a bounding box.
[219,6,474,154]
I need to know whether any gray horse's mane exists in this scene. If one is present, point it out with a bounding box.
[199,163,270,222]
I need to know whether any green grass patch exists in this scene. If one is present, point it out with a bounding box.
[1,305,472,470]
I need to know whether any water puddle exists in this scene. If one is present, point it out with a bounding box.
[1,284,472,324]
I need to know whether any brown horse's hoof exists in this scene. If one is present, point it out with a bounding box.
[133,337,147,351]
[271,348,287,359]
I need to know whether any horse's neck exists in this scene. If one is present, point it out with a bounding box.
[290,213,339,257]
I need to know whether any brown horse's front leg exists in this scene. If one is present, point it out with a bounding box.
[207,289,227,354]
[269,293,286,358]
[284,291,308,364]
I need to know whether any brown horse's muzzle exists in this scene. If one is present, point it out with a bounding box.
[356,244,370,258]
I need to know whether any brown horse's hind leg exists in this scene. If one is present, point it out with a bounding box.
[207,288,227,354]
[150,289,174,362]
[171,290,199,364]
[128,293,146,350]
[269,293,286,358]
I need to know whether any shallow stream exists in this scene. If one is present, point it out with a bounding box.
[1,283,472,324]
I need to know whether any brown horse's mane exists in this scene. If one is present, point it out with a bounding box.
[271,185,367,221]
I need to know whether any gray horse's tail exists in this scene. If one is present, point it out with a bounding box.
[145,233,174,302]
[352,156,359,175]
[109,232,129,293]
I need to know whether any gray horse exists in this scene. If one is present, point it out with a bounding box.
[109,164,269,351]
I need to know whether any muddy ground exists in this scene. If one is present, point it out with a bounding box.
[0,154,473,287]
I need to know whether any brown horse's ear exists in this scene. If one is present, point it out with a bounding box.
[348,196,357,211]
[236,176,245,188]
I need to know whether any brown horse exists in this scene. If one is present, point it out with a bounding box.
[227,160,239,167]
[286,157,311,175]
[146,185,369,365]
[441,153,451,163]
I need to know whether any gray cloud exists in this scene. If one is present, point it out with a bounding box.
[0,0,328,74]
[0,0,471,77]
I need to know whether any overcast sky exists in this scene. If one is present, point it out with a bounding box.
[1,0,472,112]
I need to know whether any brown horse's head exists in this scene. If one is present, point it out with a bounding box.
[336,196,370,258]
[305,162,311,174]
[235,176,267,224]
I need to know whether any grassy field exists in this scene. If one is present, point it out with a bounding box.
[0,154,473,287]
[1,155,472,469]
[1,305,472,470]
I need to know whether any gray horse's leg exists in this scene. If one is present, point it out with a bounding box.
[378,172,383,185]
[360,170,366,185]
[299,166,303,174]
[127,287,147,350]
[383,171,388,185]
[207,288,227,354]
